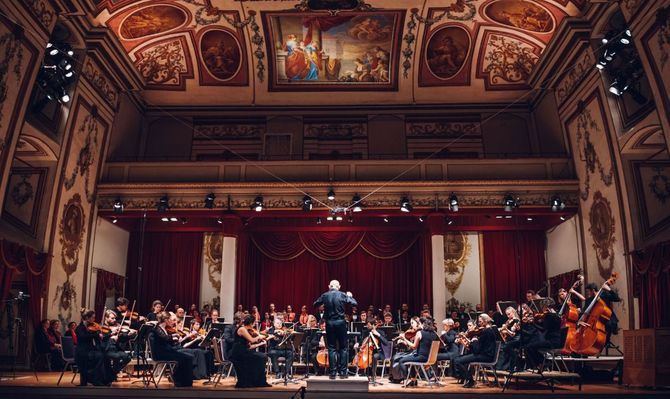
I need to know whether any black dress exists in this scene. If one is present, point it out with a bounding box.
[74,323,114,386]
[230,329,270,388]
[149,327,194,387]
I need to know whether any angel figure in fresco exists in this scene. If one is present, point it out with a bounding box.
[427,35,466,76]
[303,40,321,80]
[202,40,237,77]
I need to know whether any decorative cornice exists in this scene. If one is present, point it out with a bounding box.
[82,57,119,108]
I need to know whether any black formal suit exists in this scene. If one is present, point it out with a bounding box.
[436,329,460,376]
[267,327,295,376]
[314,289,357,376]
[453,326,497,382]
[149,326,193,387]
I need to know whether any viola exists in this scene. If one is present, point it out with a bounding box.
[570,272,618,356]
[86,322,103,333]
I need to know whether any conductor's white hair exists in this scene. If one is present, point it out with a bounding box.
[329,280,341,290]
[442,318,454,326]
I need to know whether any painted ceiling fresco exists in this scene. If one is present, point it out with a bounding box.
[93,0,583,105]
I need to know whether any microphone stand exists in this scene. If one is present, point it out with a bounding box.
[1,293,29,381]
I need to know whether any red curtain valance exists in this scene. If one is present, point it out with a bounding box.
[631,241,670,328]
[0,239,51,326]
[250,231,420,262]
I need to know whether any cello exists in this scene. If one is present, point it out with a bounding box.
[353,330,379,370]
[570,272,618,356]
[559,275,583,354]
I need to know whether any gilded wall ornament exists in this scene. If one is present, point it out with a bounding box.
[58,194,85,277]
[483,34,539,85]
[63,112,99,203]
[82,59,118,107]
[53,278,77,328]
[589,191,616,279]
[0,27,24,132]
[575,107,614,201]
[443,232,471,297]
[204,233,223,293]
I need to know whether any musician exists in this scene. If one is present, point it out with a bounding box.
[584,282,619,343]
[230,314,272,388]
[526,290,541,306]
[382,313,394,327]
[175,307,186,325]
[101,310,134,376]
[316,304,325,322]
[114,297,145,329]
[313,279,358,379]
[65,321,78,345]
[453,314,497,388]
[149,311,193,387]
[299,305,310,326]
[558,287,584,308]
[359,310,368,324]
[169,313,212,380]
[496,307,521,371]
[436,318,460,376]
[396,317,438,387]
[146,300,164,322]
[355,316,389,377]
[75,309,114,386]
[301,315,322,374]
[285,305,296,323]
[389,316,420,382]
[210,309,221,323]
[521,302,561,369]
[267,317,295,378]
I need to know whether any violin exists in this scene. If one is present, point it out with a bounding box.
[87,322,104,333]
[498,319,519,342]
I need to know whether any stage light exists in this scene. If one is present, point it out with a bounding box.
[327,189,335,201]
[60,93,70,103]
[527,217,534,221]
[505,215,512,219]
[157,196,169,212]
[302,195,313,211]
[419,216,424,222]
[161,217,169,222]
[620,29,632,45]
[352,194,363,212]
[551,196,565,212]
[336,215,343,221]
[496,215,503,219]
[170,217,178,222]
[400,197,412,213]
[449,194,459,212]
[316,218,322,224]
[111,217,118,224]
[383,217,389,223]
[503,195,518,212]
[447,219,454,225]
[327,215,334,221]
[113,198,124,213]
[252,196,264,212]
[560,216,567,221]
[204,193,216,209]
[217,217,223,224]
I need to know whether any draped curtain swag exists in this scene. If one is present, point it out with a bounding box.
[0,239,50,326]
[94,269,125,320]
[631,241,670,328]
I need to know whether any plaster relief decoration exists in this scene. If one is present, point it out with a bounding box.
[632,161,670,237]
[63,112,100,203]
[574,104,614,201]
[201,233,223,306]
[478,31,541,90]
[2,168,47,237]
[443,232,481,308]
[262,9,405,91]
[21,0,56,33]
[642,7,670,128]
[82,59,120,108]
[194,123,265,139]
[620,0,646,21]
[304,122,367,138]
[406,120,480,137]
[53,194,85,323]
[589,191,616,279]
[555,46,593,106]
[133,36,194,90]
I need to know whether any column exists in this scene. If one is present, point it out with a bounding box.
[431,234,446,322]
[220,236,237,323]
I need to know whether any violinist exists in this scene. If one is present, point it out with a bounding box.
[558,287,584,309]
[355,316,389,378]
[395,317,438,387]
[523,302,562,369]
[222,315,242,361]
[496,307,521,371]
[146,300,164,322]
[114,297,145,329]
[267,317,295,378]
[149,311,193,387]
[169,313,213,380]
[75,308,114,386]
[453,314,497,388]
[230,314,272,388]
[101,310,134,376]
[436,319,460,377]
[389,316,420,382]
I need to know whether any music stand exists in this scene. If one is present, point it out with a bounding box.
[352,322,364,334]
[132,322,155,385]
[211,322,227,332]
[272,331,301,385]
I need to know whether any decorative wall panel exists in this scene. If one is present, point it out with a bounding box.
[632,161,670,238]
[1,167,47,237]
[200,232,222,308]
[443,232,482,311]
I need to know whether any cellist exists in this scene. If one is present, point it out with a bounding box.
[583,282,620,344]
[354,316,389,377]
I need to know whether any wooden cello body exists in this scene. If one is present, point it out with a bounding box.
[560,275,583,355]
[570,273,617,356]
[316,348,329,367]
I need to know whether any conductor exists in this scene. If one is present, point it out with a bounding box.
[313,280,357,379]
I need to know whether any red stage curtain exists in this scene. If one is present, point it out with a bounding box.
[94,269,125,319]
[126,232,203,312]
[548,269,581,300]
[632,241,670,328]
[0,239,50,326]
[236,231,432,315]
[483,231,547,309]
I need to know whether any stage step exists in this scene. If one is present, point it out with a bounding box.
[306,376,369,392]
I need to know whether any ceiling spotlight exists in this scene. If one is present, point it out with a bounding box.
[550,196,565,212]
[560,216,567,221]
[170,217,178,222]
[157,196,169,212]
[60,93,70,103]
[204,192,216,209]
[113,197,124,213]
[216,217,223,224]
[400,197,412,213]
[336,215,343,221]
[252,196,263,212]
[495,215,503,219]
[383,217,389,223]
[327,215,334,221]
[302,195,313,212]
[503,195,518,212]
[447,219,454,225]
[111,217,118,224]
[352,194,363,212]
[527,217,534,221]
[449,194,459,212]
[161,217,169,222]
[419,216,424,222]
[505,215,513,219]
[620,29,632,45]
[327,189,335,201]
[48,46,59,56]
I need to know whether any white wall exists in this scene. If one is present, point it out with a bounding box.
[88,217,130,308]
[545,216,582,278]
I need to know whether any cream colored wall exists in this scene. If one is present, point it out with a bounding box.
[545,216,582,279]
[88,217,130,309]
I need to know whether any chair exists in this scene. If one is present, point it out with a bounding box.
[145,337,177,388]
[57,336,78,385]
[468,341,502,386]
[403,341,441,388]
[542,349,568,372]
[211,337,234,386]
[378,341,393,378]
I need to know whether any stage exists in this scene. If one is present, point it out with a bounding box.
[0,372,665,399]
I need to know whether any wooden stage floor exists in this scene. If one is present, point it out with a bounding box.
[0,372,665,399]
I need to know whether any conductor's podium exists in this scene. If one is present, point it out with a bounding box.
[306,376,369,392]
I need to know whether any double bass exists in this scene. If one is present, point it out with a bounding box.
[570,273,618,356]
[559,275,583,355]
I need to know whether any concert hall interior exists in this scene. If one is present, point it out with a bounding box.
[1,0,669,398]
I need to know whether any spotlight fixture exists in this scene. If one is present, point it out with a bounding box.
[400,197,412,213]
[560,216,567,221]
[216,217,223,224]
[302,195,313,211]
[170,217,178,222]
[327,189,335,201]
[161,217,169,222]
[327,215,334,221]
[336,215,343,221]
[351,194,363,212]
[113,197,124,213]
[419,216,424,222]
[157,196,169,212]
[620,29,632,45]
[527,217,534,221]
[37,41,76,106]
[252,196,264,212]
[449,194,459,212]
[446,218,454,225]
[111,217,118,224]
[503,195,518,212]
[383,217,389,223]
[550,196,565,212]
[204,193,216,209]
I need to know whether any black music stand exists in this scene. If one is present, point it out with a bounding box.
[132,322,156,385]
[273,332,302,385]
[298,328,320,379]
